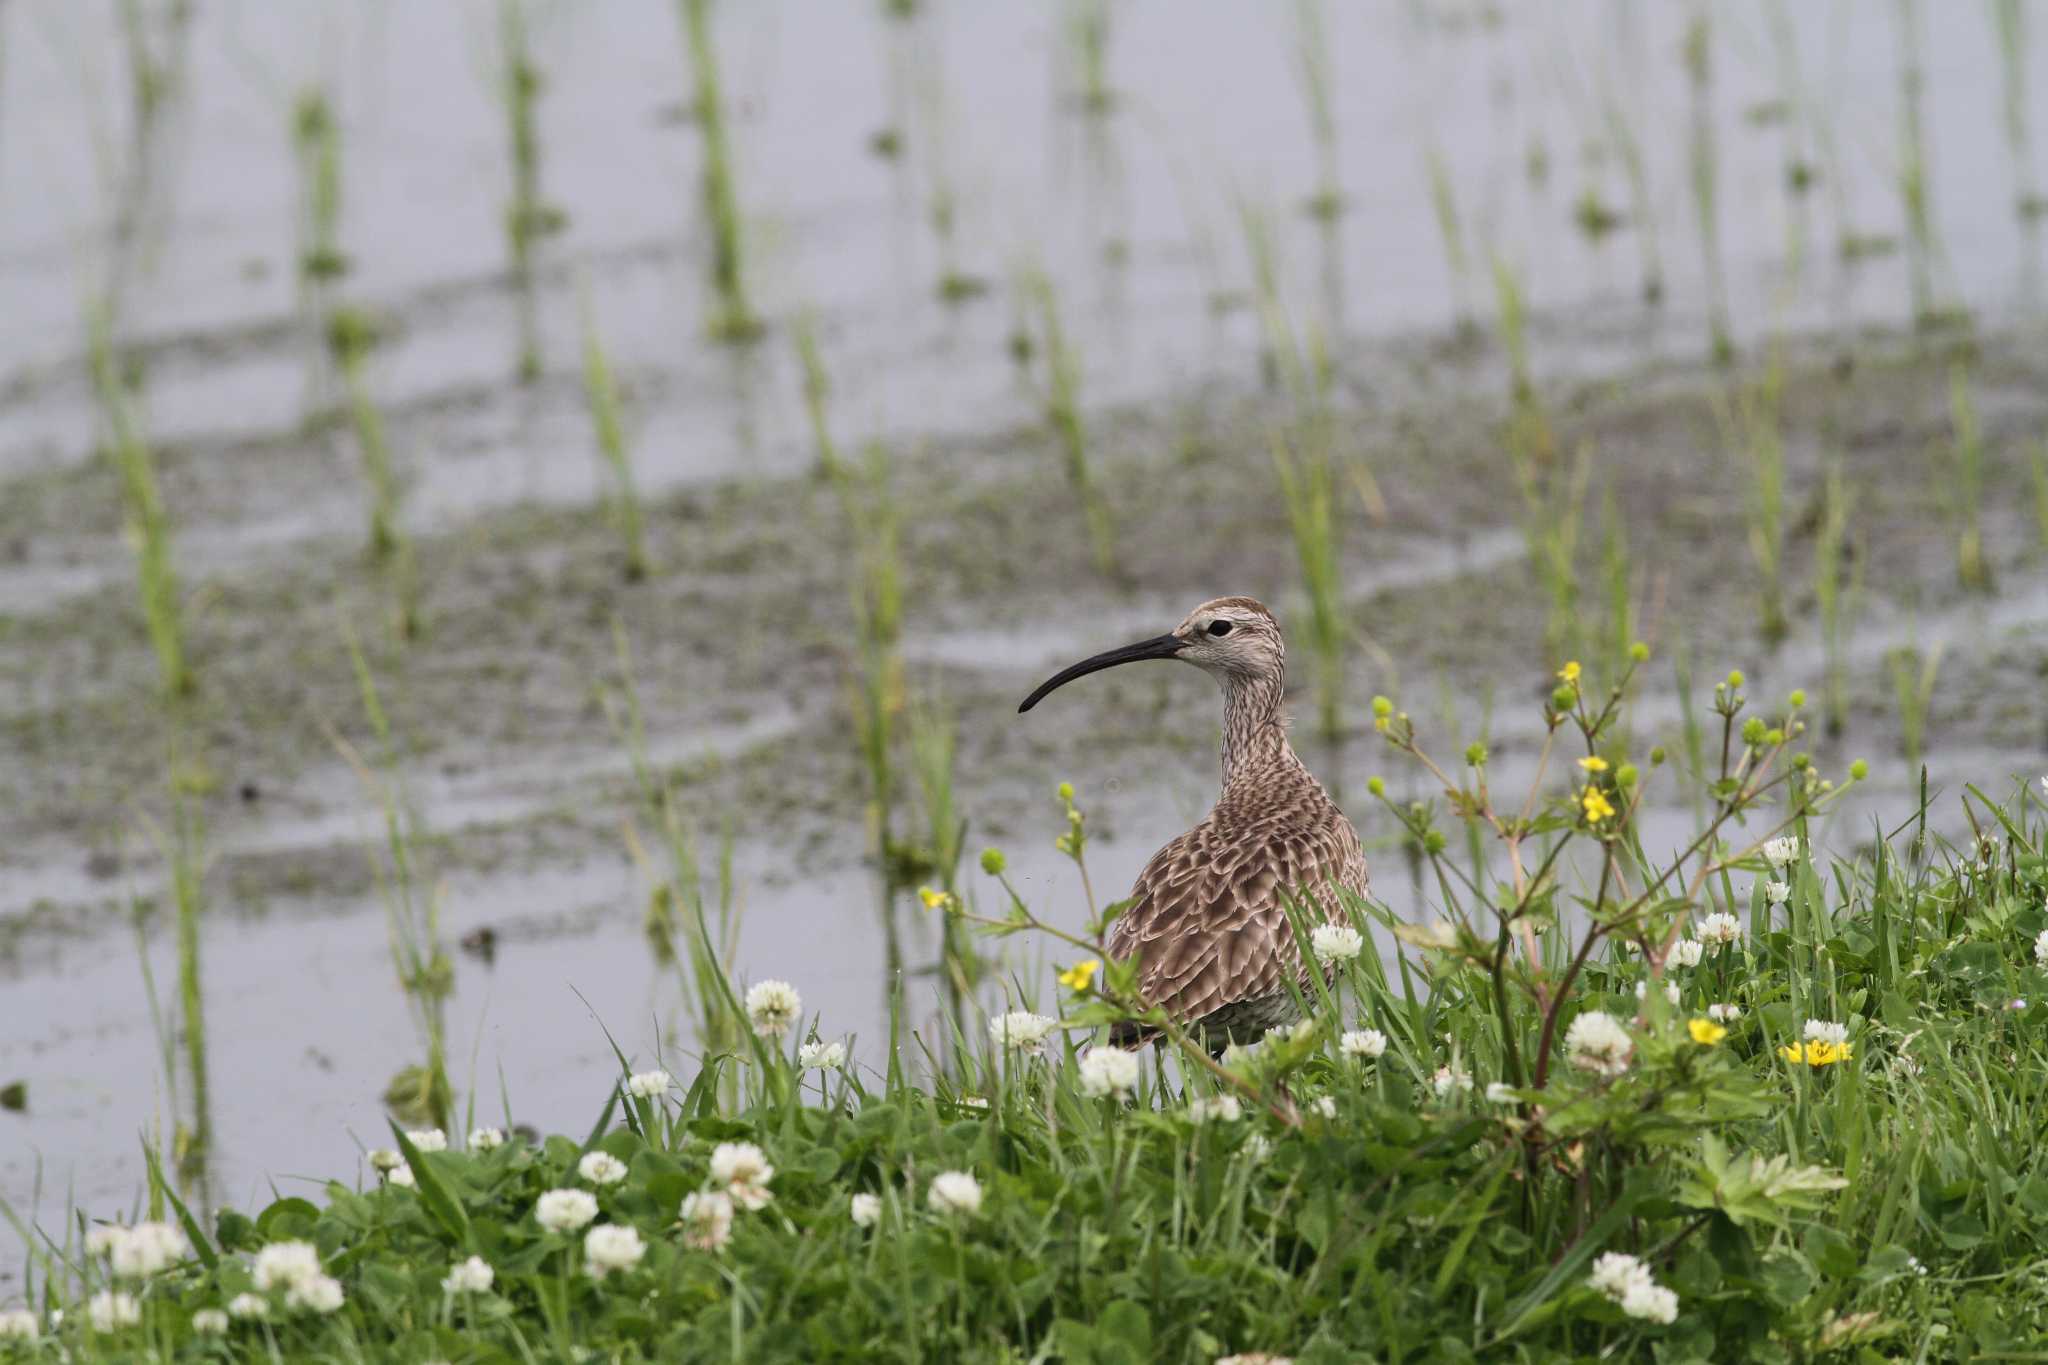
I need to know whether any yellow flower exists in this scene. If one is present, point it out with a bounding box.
[1581,787,1616,824]
[918,886,955,913]
[1578,755,1609,772]
[1558,661,1582,685]
[1688,1018,1727,1046]
[1057,959,1101,993]
[1779,1040,1854,1067]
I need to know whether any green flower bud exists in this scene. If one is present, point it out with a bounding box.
[1764,728,1785,747]
[1551,685,1578,711]
[1849,759,1869,781]
[1464,741,1488,767]
[1615,763,1639,788]
[1726,669,1745,689]
[1788,689,1806,708]
[1371,695,1394,718]
[979,848,1007,876]
[1423,829,1448,855]
[1366,776,1386,798]
[1057,781,1075,802]
[1629,641,1651,662]
[1649,746,1666,766]
[1741,717,1767,746]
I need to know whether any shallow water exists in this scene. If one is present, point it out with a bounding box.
[3,1,2048,1223]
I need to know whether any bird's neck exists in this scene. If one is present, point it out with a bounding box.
[1219,672,1294,785]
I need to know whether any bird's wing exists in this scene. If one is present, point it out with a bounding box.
[1106,813,1361,1034]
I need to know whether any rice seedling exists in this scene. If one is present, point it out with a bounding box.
[579,296,649,581]
[908,692,975,1032]
[87,299,191,699]
[1017,269,1116,577]
[1064,0,1114,116]
[1683,6,1733,364]
[1813,457,1858,736]
[2029,440,2048,553]
[1712,365,1789,645]
[1993,0,2045,219]
[838,441,907,977]
[1893,0,1938,323]
[131,779,214,1190]
[1422,142,1475,333]
[792,311,843,481]
[678,0,760,343]
[1596,484,1635,685]
[291,87,346,288]
[338,626,454,1131]
[1599,92,1663,304]
[1887,637,1944,768]
[1941,362,1993,592]
[1292,0,1342,221]
[330,310,421,638]
[497,0,565,381]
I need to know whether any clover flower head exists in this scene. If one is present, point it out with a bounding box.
[285,1275,345,1315]
[2034,927,2048,968]
[1587,1252,1650,1298]
[1706,1002,1743,1023]
[1763,880,1791,905]
[744,980,802,1039]
[1696,912,1741,946]
[710,1142,776,1210]
[367,1148,403,1173]
[1078,1047,1141,1099]
[226,1293,269,1321]
[1802,1019,1850,1047]
[1309,1096,1338,1118]
[1565,1011,1633,1076]
[535,1189,600,1233]
[1484,1082,1516,1103]
[798,1039,847,1069]
[579,1151,629,1186]
[1620,1278,1679,1323]
[1431,1065,1473,1098]
[1309,924,1364,963]
[253,1241,324,1292]
[1340,1028,1388,1059]
[404,1128,448,1152]
[927,1170,984,1215]
[191,1308,229,1335]
[387,1166,416,1189]
[442,1256,494,1294]
[468,1126,506,1151]
[1670,939,1704,968]
[1188,1095,1243,1123]
[850,1193,882,1228]
[583,1224,647,1279]
[1634,979,1681,1007]
[680,1191,735,1250]
[625,1070,673,1098]
[988,1011,1058,1052]
[86,1291,140,1333]
[92,1221,191,1279]
[1762,836,1803,868]
[0,1310,36,1342]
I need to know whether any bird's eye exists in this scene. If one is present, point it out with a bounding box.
[1207,620,1233,637]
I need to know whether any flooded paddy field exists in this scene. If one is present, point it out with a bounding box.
[3,0,2047,1234]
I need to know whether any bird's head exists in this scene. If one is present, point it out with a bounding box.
[1017,596,1285,713]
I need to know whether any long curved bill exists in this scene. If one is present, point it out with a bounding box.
[1017,634,1183,713]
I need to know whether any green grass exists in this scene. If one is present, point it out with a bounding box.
[1714,365,1791,645]
[679,0,760,343]
[499,0,565,381]
[1684,7,1733,364]
[24,658,2048,1360]
[1019,269,1117,578]
[1943,364,1992,592]
[579,297,649,581]
[292,88,346,286]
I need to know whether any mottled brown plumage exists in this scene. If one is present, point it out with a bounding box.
[1018,596,1368,1051]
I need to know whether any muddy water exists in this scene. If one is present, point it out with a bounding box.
[4,1,2048,1223]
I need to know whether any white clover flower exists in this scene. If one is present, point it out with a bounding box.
[192,1308,229,1335]
[1696,912,1741,946]
[1802,1019,1850,1047]
[442,1256,494,1294]
[226,1293,268,1321]
[1670,939,1704,968]
[2011,998,2029,1012]
[1587,1251,1650,1298]
[679,1191,734,1250]
[625,1070,673,1098]
[1706,1003,1743,1023]
[927,1170,983,1215]
[1216,1355,1293,1365]
[1309,924,1364,963]
[1340,1028,1388,1059]
[1078,1047,1141,1099]
[1188,1095,1243,1123]
[285,1275,345,1315]
[1633,979,1681,1007]
[850,1193,882,1228]
[1431,1065,1473,1098]
[84,1225,123,1258]
[404,1128,448,1152]
[367,1148,403,1173]
[988,1011,1058,1052]
[744,980,802,1039]
[103,1222,191,1279]
[1484,1082,1515,1104]
[709,1142,775,1210]
[1309,1096,1337,1118]
[1620,1278,1679,1323]
[468,1127,506,1151]
[535,1188,600,1233]
[253,1241,324,1291]
[798,1040,848,1069]
[1763,836,1802,868]
[87,1290,140,1333]
[1763,880,1791,905]
[1565,1011,1633,1076]
[2035,928,2048,967]
[1243,1133,1274,1162]
[387,1166,416,1189]
[0,1309,38,1342]
[583,1224,647,1279]
[579,1151,629,1186]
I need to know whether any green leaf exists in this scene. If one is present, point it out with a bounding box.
[140,1140,217,1270]
[389,1122,472,1248]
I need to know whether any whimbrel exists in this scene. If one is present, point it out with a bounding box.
[1019,596,1367,1050]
